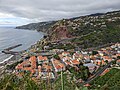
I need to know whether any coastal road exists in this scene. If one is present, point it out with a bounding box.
[83,60,115,85]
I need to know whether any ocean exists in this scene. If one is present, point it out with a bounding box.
[0,27,44,63]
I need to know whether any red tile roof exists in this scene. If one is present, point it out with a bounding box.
[71,60,80,65]
[102,56,112,61]
[65,61,71,65]
[38,56,48,61]
[29,56,37,69]
[29,56,36,62]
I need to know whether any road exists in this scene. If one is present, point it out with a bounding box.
[83,61,114,85]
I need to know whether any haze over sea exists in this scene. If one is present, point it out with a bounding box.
[0,27,44,63]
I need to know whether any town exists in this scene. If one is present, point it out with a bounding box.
[15,43,120,86]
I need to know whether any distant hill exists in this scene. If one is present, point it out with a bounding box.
[16,21,56,33]
[16,10,120,49]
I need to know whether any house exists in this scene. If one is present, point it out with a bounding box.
[62,56,71,62]
[29,56,37,69]
[84,55,90,61]
[15,64,23,72]
[64,61,71,66]
[98,51,104,56]
[37,56,48,64]
[70,60,80,65]
[16,56,37,77]
[52,59,65,72]
[95,60,101,66]
[44,46,50,50]
[95,60,105,66]
[84,63,97,73]
[73,52,83,60]
[42,63,52,72]
[102,56,112,62]
[62,52,70,56]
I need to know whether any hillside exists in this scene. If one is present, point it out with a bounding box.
[49,10,120,49]
[89,68,120,90]
[16,10,120,49]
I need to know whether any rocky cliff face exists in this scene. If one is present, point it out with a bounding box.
[49,26,71,41]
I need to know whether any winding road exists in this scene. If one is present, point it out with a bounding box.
[83,60,115,85]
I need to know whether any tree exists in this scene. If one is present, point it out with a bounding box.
[53,54,60,60]
[92,51,98,55]
[117,56,120,59]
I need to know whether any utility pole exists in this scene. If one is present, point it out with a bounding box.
[61,69,64,90]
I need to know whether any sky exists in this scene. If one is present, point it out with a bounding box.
[0,0,120,26]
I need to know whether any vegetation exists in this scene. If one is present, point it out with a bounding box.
[71,22,120,49]
[89,68,120,90]
[53,54,60,60]
[0,74,39,90]
[117,56,120,59]
[92,51,98,55]
[0,73,89,90]
[69,63,90,80]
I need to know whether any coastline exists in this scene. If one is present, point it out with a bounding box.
[0,35,45,65]
[0,55,16,79]
[0,29,45,62]
[0,55,14,64]
[0,28,46,79]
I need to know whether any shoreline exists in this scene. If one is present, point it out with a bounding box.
[0,55,14,64]
[0,27,45,65]
[0,36,44,65]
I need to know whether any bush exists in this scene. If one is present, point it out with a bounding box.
[53,54,60,60]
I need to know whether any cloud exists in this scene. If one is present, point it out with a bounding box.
[0,0,120,26]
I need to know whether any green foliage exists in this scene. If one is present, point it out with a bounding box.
[92,51,98,55]
[69,64,90,80]
[54,73,77,90]
[89,68,120,90]
[0,73,85,90]
[117,56,120,59]
[71,20,120,49]
[53,54,60,60]
[0,74,39,90]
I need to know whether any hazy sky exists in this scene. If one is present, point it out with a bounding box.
[0,0,120,26]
